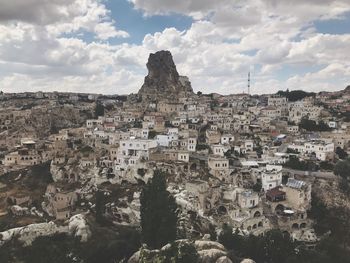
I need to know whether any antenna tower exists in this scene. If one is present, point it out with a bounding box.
[247,71,251,95]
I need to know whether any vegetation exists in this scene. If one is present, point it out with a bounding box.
[319,161,334,171]
[95,189,106,224]
[140,170,178,249]
[0,226,141,263]
[299,118,331,132]
[80,145,94,157]
[148,130,158,139]
[254,145,263,158]
[219,227,296,263]
[137,168,146,177]
[286,148,299,154]
[196,144,209,151]
[219,223,350,263]
[277,89,315,102]
[94,102,104,117]
[309,193,350,251]
[283,156,313,171]
[334,157,350,180]
[252,181,262,192]
[334,157,350,194]
[133,120,143,128]
[336,147,348,160]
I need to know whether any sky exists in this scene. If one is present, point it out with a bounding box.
[0,0,349,95]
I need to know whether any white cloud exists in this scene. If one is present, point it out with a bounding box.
[0,0,129,40]
[94,22,129,40]
[0,0,349,95]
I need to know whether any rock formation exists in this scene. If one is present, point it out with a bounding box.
[0,214,91,247]
[138,50,193,101]
[0,222,65,247]
[128,239,233,263]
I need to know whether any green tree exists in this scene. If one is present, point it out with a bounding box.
[140,170,178,249]
[334,157,350,180]
[284,156,309,171]
[336,147,348,160]
[95,189,106,224]
[299,118,331,132]
[148,130,158,139]
[277,90,315,102]
[21,234,75,263]
[252,181,262,192]
[95,102,104,117]
[262,230,295,263]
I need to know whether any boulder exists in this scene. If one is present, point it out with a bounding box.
[0,221,65,247]
[68,214,91,242]
[216,256,233,263]
[198,248,227,263]
[195,240,226,251]
[128,239,232,263]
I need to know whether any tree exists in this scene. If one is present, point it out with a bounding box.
[336,147,348,160]
[219,228,295,263]
[277,90,315,102]
[95,102,104,117]
[95,189,106,224]
[262,230,295,263]
[148,130,158,139]
[334,158,350,194]
[299,118,331,132]
[140,170,178,249]
[284,156,309,171]
[21,234,74,263]
[252,181,262,192]
[334,157,350,180]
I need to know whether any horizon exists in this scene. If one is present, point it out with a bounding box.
[1,84,348,97]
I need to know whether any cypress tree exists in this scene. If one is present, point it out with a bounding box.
[140,170,178,249]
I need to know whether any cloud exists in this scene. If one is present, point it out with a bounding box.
[0,0,349,95]
[0,0,74,24]
[129,0,229,18]
[0,0,129,40]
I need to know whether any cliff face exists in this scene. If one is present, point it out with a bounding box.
[138,50,193,100]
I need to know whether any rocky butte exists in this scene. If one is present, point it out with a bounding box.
[138,50,194,101]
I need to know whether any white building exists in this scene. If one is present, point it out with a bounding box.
[288,140,334,161]
[221,134,234,145]
[156,134,178,147]
[261,166,282,191]
[211,144,229,157]
[187,137,197,152]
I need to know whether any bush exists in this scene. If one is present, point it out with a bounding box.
[148,130,158,139]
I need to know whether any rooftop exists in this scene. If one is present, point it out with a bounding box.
[286,178,305,189]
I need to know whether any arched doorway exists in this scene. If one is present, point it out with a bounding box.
[190,163,197,171]
[292,223,299,230]
[218,206,227,215]
[254,211,261,218]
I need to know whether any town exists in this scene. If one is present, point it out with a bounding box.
[0,50,349,263]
